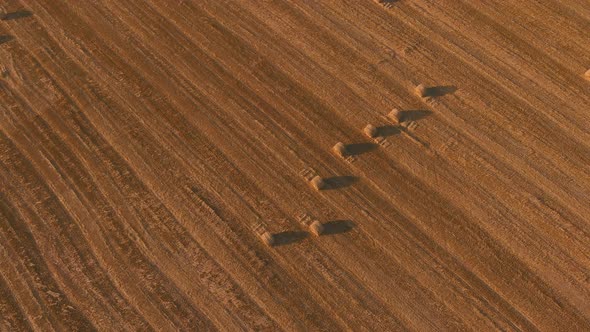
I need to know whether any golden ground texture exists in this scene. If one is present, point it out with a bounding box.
[1,0,589,330]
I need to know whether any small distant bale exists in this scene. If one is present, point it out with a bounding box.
[309,220,324,236]
[585,69,590,79]
[388,108,403,123]
[363,124,378,138]
[415,84,428,98]
[332,142,347,157]
[260,232,275,246]
[310,175,326,191]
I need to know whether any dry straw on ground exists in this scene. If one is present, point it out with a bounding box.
[364,124,378,138]
[310,176,326,191]
[260,232,275,246]
[332,142,347,157]
[415,84,427,98]
[388,108,403,123]
[309,221,324,236]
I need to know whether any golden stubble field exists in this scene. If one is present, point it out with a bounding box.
[1,0,589,330]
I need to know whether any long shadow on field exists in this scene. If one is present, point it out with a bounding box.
[345,142,378,156]
[401,109,433,121]
[321,220,355,236]
[0,35,13,45]
[2,10,32,21]
[424,85,456,98]
[273,231,308,246]
[377,125,401,137]
[323,176,358,190]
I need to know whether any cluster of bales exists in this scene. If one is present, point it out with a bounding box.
[280,106,406,247]
[257,107,399,246]
[260,83,434,247]
[315,107,405,192]
[258,70,590,246]
[331,108,403,160]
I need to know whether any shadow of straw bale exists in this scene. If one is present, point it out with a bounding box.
[323,176,358,190]
[2,10,33,21]
[321,220,355,236]
[272,231,308,246]
[345,142,378,156]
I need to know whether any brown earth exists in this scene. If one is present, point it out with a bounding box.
[1,0,589,330]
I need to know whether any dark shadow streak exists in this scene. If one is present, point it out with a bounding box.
[400,110,433,122]
[273,231,308,246]
[321,220,355,236]
[424,85,457,97]
[323,176,358,190]
[345,142,378,156]
[2,10,33,21]
[0,35,14,45]
[377,125,400,137]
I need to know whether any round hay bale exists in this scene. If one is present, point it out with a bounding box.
[363,124,378,138]
[310,175,326,191]
[260,232,275,246]
[585,69,590,79]
[388,108,403,123]
[309,220,324,236]
[332,142,347,157]
[415,84,427,98]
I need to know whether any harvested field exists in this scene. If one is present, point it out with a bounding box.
[1,0,589,330]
